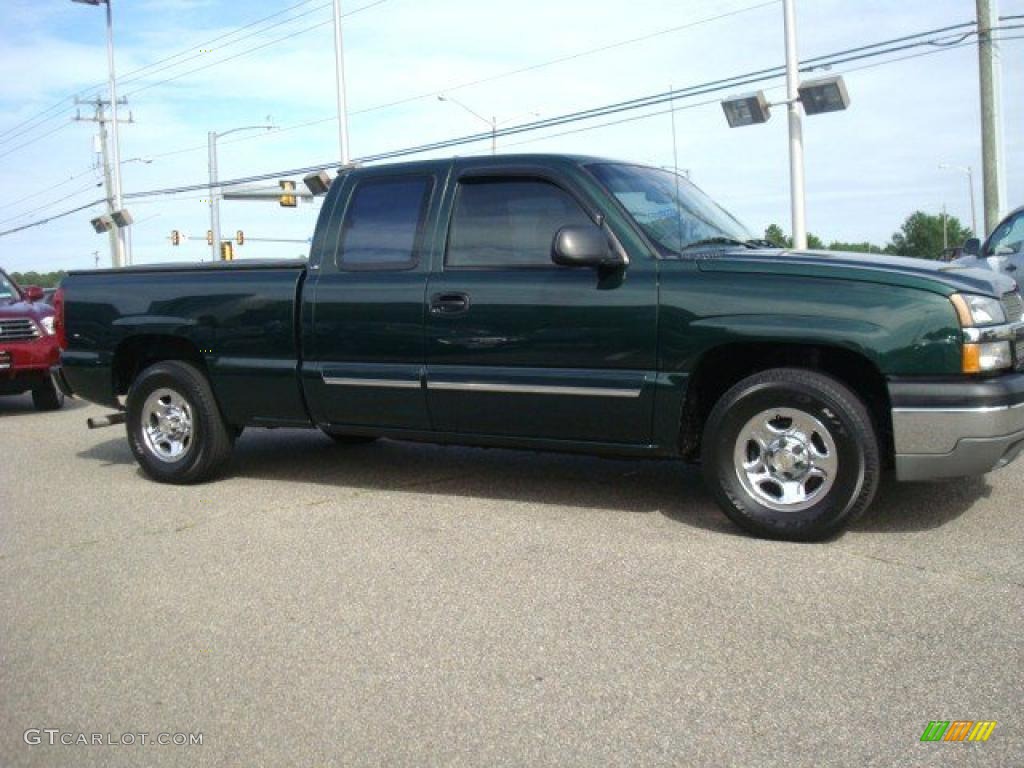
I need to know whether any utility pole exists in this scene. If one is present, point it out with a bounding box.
[782,0,807,250]
[332,0,351,163]
[977,0,1006,236]
[74,96,133,268]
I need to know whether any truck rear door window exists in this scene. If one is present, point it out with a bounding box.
[338,176,433,270]
[446,177,592,268]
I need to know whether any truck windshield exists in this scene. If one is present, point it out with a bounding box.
[588,163,753,255]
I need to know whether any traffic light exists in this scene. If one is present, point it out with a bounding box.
[206,230,214,245]
[235,230,245,246]
[220,242,234,261]
[171,230,181,246]
[279,180,297,208]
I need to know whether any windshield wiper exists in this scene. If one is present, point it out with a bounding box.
[744,239,778,249]
[680,237,753,251]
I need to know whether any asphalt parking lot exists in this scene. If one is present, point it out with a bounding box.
[1,393,1021,767]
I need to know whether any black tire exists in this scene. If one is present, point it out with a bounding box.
[700,368,880,541]
[321,429,378,445]
[126,361,234,484]
[32,376,65,411]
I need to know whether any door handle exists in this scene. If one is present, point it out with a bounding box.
[430,292,470,315]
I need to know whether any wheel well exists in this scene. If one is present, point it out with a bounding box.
[679,343,894,466]
[112,335,208,396]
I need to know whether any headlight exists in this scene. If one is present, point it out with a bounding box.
[950,293,1005,326]
[39,316,55,335]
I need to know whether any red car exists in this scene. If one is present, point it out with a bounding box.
[0,268,63,410]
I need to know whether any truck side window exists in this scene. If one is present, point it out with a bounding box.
[338,175,433,270]
[446,177,592,268]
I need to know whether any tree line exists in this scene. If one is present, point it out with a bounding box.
[764,210,973,259]
[8,270,68,288]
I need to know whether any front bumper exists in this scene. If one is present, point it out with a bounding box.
[890,374,1024,481]
[0,337,60,393]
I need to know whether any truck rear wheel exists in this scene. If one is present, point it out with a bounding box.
[700,368,880,541]
[126,361,234,484]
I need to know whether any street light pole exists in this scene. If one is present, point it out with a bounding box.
[438,95,538,155]
[208,132,220,263]
[331,0,351,164]
[782,0,807,250]
[72,0,130,265]
[103,0,128,266]
[208,125,274,261]
[939,164,978,235]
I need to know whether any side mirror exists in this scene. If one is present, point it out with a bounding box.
[24,285,44,302]
[551,225,623,268]
[963,237,981,257]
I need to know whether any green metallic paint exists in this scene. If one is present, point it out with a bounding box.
[61,265,308,425]
[656,265,964,377]
[60,154,1016,459]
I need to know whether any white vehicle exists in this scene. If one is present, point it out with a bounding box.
[953,206,1024,276]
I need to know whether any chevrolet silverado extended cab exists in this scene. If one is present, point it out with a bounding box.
[55,155,1024,540]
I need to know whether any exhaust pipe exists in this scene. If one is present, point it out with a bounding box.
[87,412,127,429]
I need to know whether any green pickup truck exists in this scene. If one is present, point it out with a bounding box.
[55,154,1024,540]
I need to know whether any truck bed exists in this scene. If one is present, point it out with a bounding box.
[60,259,310,426]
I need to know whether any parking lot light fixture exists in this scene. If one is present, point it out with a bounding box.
[797,76,851,115]
[721,92,772,127]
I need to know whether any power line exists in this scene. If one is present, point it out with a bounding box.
[0,0,775,149]
[0,181,102,227]
[117,0,326,83]
[118,2,336,93]
[133,2,782,162]
[349,0,782,116]
[0,201,102,238]
[134,14,982,167]
[120,27,1024,190]
[0,165,99,213]
[2,23,1017,240]
[123,0,389,99]
[503,36,987,150]
[0,0,326,144]
[0,121,76,161]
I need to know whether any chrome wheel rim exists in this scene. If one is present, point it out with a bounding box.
[141,388,194,463]
[733,407,838,512]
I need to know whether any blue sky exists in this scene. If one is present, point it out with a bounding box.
[0,0,1021,272]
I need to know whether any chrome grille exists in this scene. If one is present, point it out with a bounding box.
[0,318,40,342]
[1002,292,1023,323]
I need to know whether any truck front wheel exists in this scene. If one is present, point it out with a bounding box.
[32,376,65,411]
[126,361,234,484]
[700,368,880,541]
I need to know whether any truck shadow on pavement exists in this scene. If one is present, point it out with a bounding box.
[76,429,990,537]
